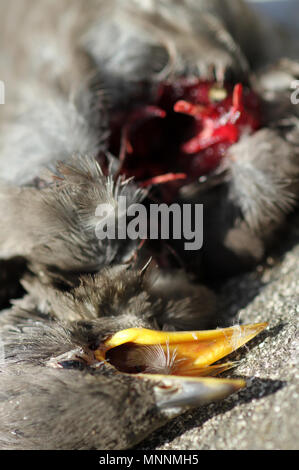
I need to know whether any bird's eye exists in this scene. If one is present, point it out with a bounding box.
[58,360,86,370]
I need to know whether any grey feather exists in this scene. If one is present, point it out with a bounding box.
[0,156,145,271]
[228,128,299,230]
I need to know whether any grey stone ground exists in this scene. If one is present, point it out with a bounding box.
[138,220,299,450]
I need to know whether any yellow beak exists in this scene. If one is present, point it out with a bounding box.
[95,323,266,410]
[96,323,266,377]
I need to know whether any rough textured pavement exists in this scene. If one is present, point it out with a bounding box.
[138,220,299,450]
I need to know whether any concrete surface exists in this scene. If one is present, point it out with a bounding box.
[138,219,299,450]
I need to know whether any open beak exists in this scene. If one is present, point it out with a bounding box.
[95,323,267,410]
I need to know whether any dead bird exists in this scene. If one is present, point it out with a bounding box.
[0,0,278,450]
[0,264,267,449]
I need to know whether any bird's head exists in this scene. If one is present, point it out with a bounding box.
[1,264,267,449]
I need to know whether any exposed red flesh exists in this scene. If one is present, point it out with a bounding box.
[174,83,259,159]
[139,172,187,188]
[108,78,261,197]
